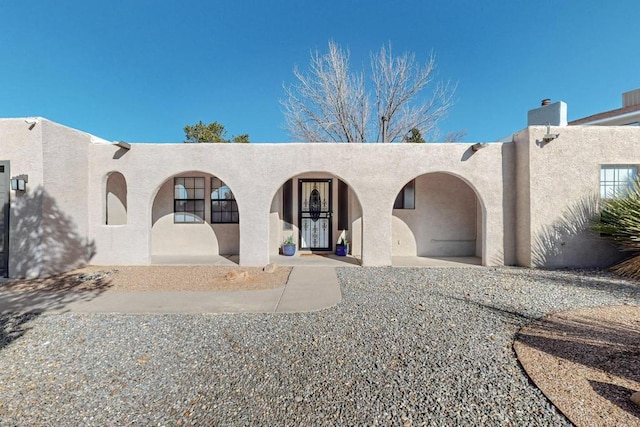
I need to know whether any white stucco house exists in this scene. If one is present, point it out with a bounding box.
[1,95,639,278]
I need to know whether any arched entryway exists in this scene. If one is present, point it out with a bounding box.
[392,172,484,265]
[150,171,240,264]
[269,172,362,265]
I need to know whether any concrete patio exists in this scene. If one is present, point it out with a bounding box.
[152,254,483,268]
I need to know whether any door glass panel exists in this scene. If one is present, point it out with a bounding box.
[299,180,332,250]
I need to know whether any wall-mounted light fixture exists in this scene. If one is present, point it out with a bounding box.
[115,141,131,150]
[24,118,39,130]
[542,123,559,143]
[10,174,28,191]
[471,142,487,152]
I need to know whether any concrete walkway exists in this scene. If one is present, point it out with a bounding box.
[0,266,342,315]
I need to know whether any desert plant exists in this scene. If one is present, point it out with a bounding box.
[592,178,640,278]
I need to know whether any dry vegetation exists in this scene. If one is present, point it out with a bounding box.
[515,305,640,426]
[1,265,291,292]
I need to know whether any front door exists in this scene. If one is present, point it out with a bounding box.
[299,179,332,250]
[0,161,9,277]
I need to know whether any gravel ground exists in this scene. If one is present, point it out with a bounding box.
[0,266,638,426]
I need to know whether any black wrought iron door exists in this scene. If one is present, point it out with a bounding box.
[299,179,332,250]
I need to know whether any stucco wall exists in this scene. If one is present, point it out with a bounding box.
[84,141,508,267]
[515,125,640,268]
[9,118,605,274]
[0,118,95,277]
[0,119,44,277]
[39,120,93,276]
[392,173,479,257]
[0,119,94,277]
[150,173,240,258]
[5,117,637,276]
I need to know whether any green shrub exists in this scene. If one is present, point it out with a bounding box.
[592,178,640,278]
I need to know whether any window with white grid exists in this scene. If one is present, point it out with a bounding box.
[600,165,637,198]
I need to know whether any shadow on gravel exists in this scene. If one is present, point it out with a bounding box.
[589,380,640,420]
[499,268,640,299]
[431,291,535,324]
[0,270,114,350]
[516,310,640,385]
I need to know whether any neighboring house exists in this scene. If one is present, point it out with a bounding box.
[569,88,640,126]
[1,98,639,278]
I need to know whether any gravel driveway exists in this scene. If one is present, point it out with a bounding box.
[0,267,638,426]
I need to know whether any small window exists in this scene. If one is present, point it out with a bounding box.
[174,177,205,223]
[600,165,637,199]
[282,179,293,230]
[394,180,415,209]
[211,177,238,223]
[338,179,349,230]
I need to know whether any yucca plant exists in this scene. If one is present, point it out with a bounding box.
[592,178,640,278]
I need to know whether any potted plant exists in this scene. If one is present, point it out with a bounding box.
[282,235,296,256]
[336,237,349,256]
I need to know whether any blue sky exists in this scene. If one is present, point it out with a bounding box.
[1,1,639,143]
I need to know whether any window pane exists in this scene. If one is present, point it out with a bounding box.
[604,168,614,181]
[393,192,403,209]
[175,184,187,199]
[404,181,415,209]
[210,177,238,223]
[174,177,205,223]
[600,165,638,199]
[619,169,629,182]
[393,180,415,209]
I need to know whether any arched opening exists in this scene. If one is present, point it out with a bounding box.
[105,172,127,225]
[269,172,362,265]
[392,172,483,265]
[150,171,239,264]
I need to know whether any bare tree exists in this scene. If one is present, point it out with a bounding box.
[282,42,368,142]
[282,41,458,142]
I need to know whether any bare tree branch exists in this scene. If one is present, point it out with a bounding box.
[281,41,368,142]
[282,41,460,143]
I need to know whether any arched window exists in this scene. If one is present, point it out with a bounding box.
[211,177,238,223]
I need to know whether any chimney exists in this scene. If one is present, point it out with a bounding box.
[527,100,568,126]
[622,89,640,107]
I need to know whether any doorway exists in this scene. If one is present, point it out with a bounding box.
[299,179,332,250]
[0,161,9,277]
